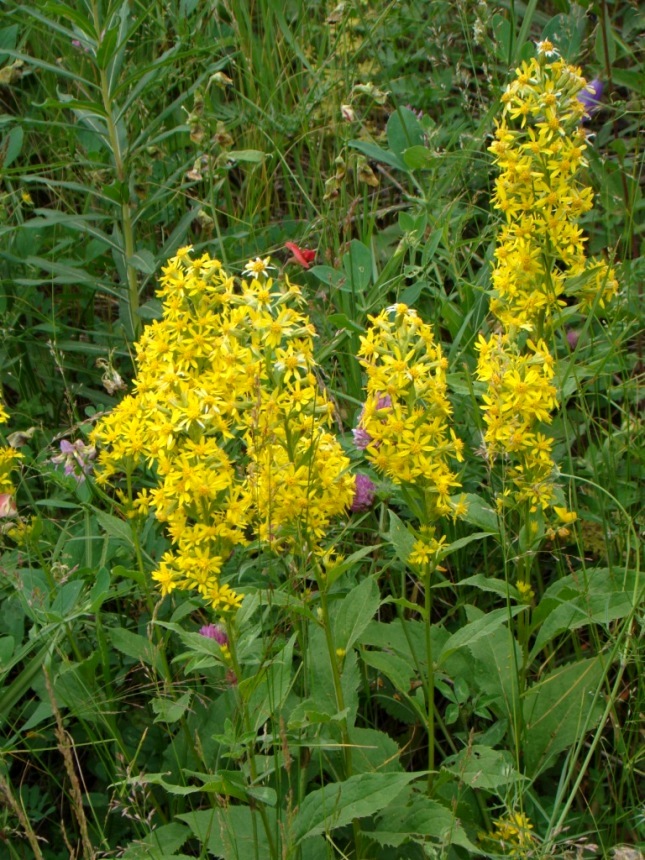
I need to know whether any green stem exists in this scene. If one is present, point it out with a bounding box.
[424,566,435,792]
[226,621,278,860]
[92,2,140,337]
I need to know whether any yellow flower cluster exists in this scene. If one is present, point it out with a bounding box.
[0,403,21,502]
[483,811,537,857]
[476,334,557,511]
[356,304,463,519]
[478,42,617,523]
[488,41,618,333]
[92,249,355,613]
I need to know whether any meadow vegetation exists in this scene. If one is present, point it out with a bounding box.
[0,1,643,858]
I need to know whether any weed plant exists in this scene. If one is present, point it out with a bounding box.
[0,1,643,859]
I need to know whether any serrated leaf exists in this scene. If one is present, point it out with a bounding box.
[178,807,275,857]
[152,692,192,724]
[523,657,606,776]
[373,788,478,851]
[442,745,523,790]
[361,649,414,698]
[292,772,417,843]
[439,605,526,663]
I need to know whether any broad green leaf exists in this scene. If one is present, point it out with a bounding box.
[109,627,163,673]
[439,605,526,663]
[128,249,157,274]
[387,107,425,156]
[120,822,190,858]
[348,139,407,171]
[373,789,476,851]
[342,239,373,294]
[458,574,519,600]
[386,509,415,566]
[95,509,134,545]
[292,772,417,843]
[325,543,380,587]
[462,493,500,533]
[334,577,380,652]
[308,264,346,288]
[523,657,606,776]
[3,126,23,168]
[442,745,523,791]
[227,148,267,163]
[152,692,192,724]
[360,649,414,698]
[403,145,440,171]
[178,807,275,858]
[463,624,522,721]
[349,726,402,774]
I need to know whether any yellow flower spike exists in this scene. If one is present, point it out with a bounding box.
[93,248,354,612]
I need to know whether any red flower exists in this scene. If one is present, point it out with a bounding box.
[285,242,316,269]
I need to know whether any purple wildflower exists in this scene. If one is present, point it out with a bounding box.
[199,624,228,645]
[51,439,96,483]
[350,474,377,512]
[578,79,603,120]
[566,329,580,350]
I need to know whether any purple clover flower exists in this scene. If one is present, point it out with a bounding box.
[350,474,377,512]
[578,79,603,120]
[199,624,228,645]
[51,439,96,483]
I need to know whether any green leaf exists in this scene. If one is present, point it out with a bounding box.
[227,148,267,164]
[458,574,519,600]
[523,657,606,776]
[334,577,380,652]
[95,509,134,546]
[3,126,23,168]
[385,509,415,566]
[152,692,192,724]
[308,264,346,288]
[387,107,425,156]
[530,567,637,659]
[109,627,163,673]
[349,726,402,774]
[442,745,523,791]
[178,807,275,857]
[373,789,476,850]
[439,606,526,663]
[462,493,500,533]
[128,249,157,274]
[325,543,380,587]
[342,239,373,294]
[120,822,190,858]
[403,145,440,171]
[348,139,407,171]
[361,650,414,699]
[292,772,417,843]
